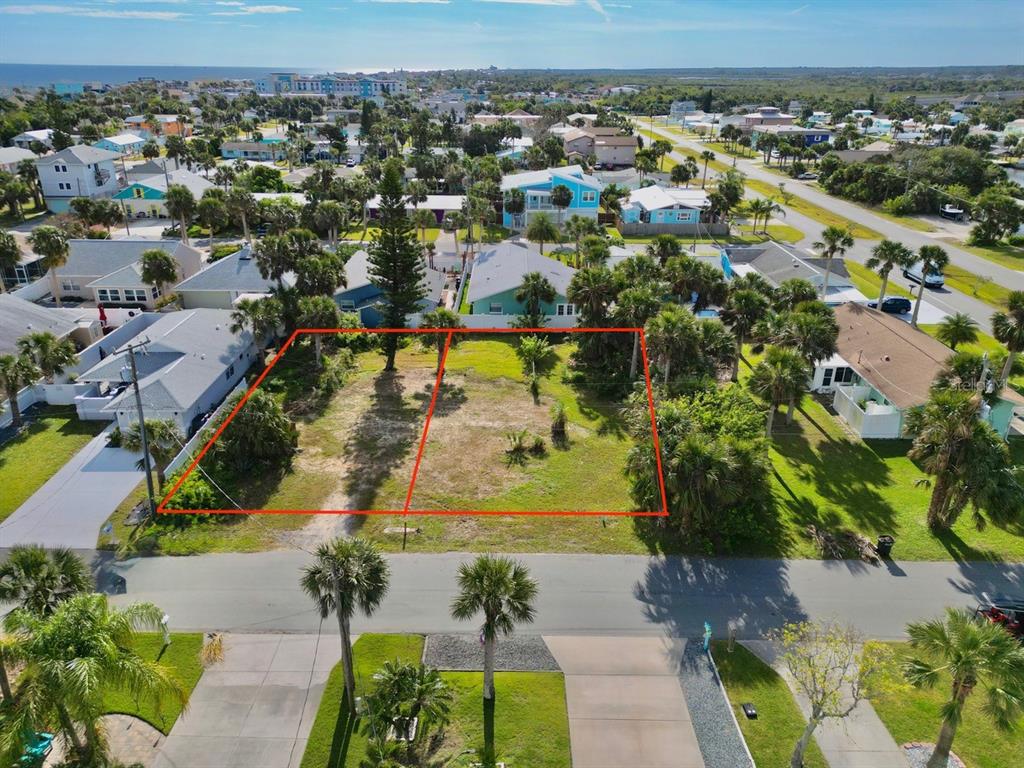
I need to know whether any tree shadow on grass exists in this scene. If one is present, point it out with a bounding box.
[323,694,356,768]
[415,381,468,417]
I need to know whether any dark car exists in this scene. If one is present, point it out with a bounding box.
[867,297,912,314]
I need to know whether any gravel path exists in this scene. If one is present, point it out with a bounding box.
[903,743,966,768]
[678,638,753,768]
[424,633,560,672]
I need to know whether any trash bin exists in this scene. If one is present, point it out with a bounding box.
[876,535,895,558]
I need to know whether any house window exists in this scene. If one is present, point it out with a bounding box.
[55,164,67,173]
[123,289,147,302]
[556,303,576,316]
[822,368,834,387]
[60,280,80,292]
[151,285,161,298]
[97,288,121,302]
[57,182,71,191]
[488,302,503,315]
[338,299,356,310]
[225,364,235,380]
[581,191,596,203]
[133,187,144,198]
[834,367,856,384]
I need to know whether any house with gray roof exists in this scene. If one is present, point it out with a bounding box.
[52,238,202,308]
[333,249,446,327]
[464,243,577,319]
[0,294,100,356]
[176,245,292,310]
[74,308,258,434]
[0,146,36,174]
[34,144,122,213]
[724,242,865,305]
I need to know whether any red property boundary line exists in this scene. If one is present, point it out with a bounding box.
[157,327,669,517]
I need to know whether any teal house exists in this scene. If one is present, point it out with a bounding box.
[500,165,603,231]
[465,243,578,319]
[113,168,213,219]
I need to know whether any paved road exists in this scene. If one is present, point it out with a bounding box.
[0,425,143,549]
[109,552,1024,641]
[641,121,1007,331]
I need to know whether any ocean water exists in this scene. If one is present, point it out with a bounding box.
[0,63,313,88]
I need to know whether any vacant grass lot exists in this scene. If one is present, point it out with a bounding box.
[300,634,571,768]
[744,178,882,240]
[948,239,1024,271]
[102,632,204,733]
[0,406,104,521]
[943,263,1011,309]
[712,642,827,768]
[871,642,1023,768]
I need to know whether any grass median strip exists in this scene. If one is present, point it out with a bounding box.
[745,178,882,240]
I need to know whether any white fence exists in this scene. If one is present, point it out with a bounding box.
[832,384,902,439]
[410,312,579,330]
[11,278,51,303]
[0,385,45,429]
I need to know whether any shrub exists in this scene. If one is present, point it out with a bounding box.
[881,194,915,216]
[550,402,567,439]
[107,426,123,448]
[162,470,220,512]
[1008,233,1024,247]
[505,429,529,466]
[529,435,547,457]
[209,242,244,262]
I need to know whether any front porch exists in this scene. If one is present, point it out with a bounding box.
[832,384,903,439]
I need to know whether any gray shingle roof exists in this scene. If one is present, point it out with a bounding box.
[726,243,851,288]
[0,294,80,355]
[54,239,193,279]
[38,145,120,166]
[175,245,290,293]
[131,168,214,197]
[467,243,575,303]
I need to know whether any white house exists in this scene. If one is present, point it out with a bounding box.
[0,146,36,173]
[12,129,54,150]
[73,308,258,434]
[34,145,122,213]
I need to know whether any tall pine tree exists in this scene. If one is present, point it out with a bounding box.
[368,158,426,371]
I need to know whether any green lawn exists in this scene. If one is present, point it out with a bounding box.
[951,239,1024,271]
[943,264,1011,309]
[865,206,937,233]
[844,261,915,299]
[0,406,104,521]
[871,642,1024,768]
[712,641,828,768]
[458,274,472,313]
[605,224,802,246]
[744,178,883,240]
[102,632,204,734]
[733,223,806,243]
[0,198,47,227]
[300,634,571,768]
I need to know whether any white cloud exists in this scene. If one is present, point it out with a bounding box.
[211,3,300,15]
[0,3,186,19]
[215,1,245,5]
[584,0,607,21]
[788,3,810,14]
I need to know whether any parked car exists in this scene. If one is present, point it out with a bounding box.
[345,157,356,167]
[903,260,945,288]
[867,296,912,314]
[976,598,1024,641]
[796,172,818,180]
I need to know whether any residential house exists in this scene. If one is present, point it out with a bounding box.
[12,129,54,150]
[0,293,100,355]
[365,194,465,225]
[113,168,214,219]
[817,303,1024,439]
[723,243,865,305]
[500,165,603,230]
[333,248,447,327]
[175,245,287,310]
[618,186,724,236]
[741,106,795,132]
[464,243,576,319]
[751,124,831,149]
[74,308,258,434]
[0,233,46,291]
[93,133,147,156]
[470,109,542,129]
[0,146,36,173]
[562,127,636,168]
[496,137,534,162]
[220,139,288,162]
[34,145,122,213]
[51,238,202,308]
[670,101,697,121]
[123,114,191,141]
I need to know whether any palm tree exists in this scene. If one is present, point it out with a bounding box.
[0,230,20,294]
[646,234,681,267]
[635,151,657,184]
[16,331,77,383]
[670,163,693,187]
[579,234,610,268]
[1,594,187,766]
[419,307,464,372]
[524,213,559,256]
[748,345,809,435]
[911,245,949,328]
[550,183,573,230]
[165,184,197,245]
[27,225,69,308]
[297,295,342,367]
[503,188,525,229]
[811,225,854,300]
[197,195,227,248]
[865,239,914,308]
[904,608,1024,768]
[935,313,979,350]
[450,555,538,700]
[699,150,715,188]
[301,538,390,712]
[122,418,185,490]
[564,214,600,260]
[226,188,258,244]
[645,304,699,385]
[412,207,436,251]
[140,248,179,301]
[516,334,553,383]
[230,296,282,347]
[0,352,38,427]
[722,288,770,381]
[614,286,662,379]
[992,290,1024,384]
[514,271,556,328]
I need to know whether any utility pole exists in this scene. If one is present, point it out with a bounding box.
[121,337,156,516]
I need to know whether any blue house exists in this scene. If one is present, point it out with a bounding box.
[333,249,446,327]
[751,125,831,149]
[500,165,603,230]
[220,139,288,162]
[619,186,709,227]
[465,243,577,319]
[93,133,146,155]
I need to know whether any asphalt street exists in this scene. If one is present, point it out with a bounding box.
[108,551,1024,640]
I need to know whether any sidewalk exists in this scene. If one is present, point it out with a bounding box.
[744,640,909,768]
[545,635,704,768]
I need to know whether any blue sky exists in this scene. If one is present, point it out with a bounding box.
[0,0,1022,70]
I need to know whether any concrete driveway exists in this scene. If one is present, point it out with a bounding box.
[0,425,143,548]
[156,633,342,768]
[545,635,704,768]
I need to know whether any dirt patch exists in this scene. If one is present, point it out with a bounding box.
[409,371,584,508]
